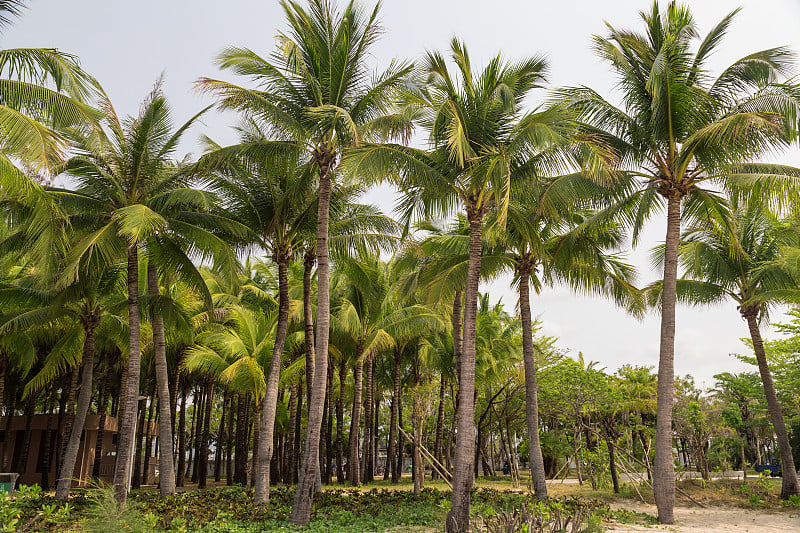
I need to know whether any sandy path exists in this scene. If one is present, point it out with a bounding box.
[607,503,800,532]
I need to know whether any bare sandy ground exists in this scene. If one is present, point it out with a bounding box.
[607,503,800,532]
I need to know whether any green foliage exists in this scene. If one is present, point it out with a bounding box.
[0,484,76,532]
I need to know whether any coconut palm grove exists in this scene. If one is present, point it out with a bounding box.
[3,0,800,531]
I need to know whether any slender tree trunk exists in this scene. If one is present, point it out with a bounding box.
[446,209,483,533]
[387,347,402,482]
[216,391,228,482]
[654,192,680,524]
[518,270,548,498]
[303,251,316,407]
[744,312,800,498]
[413,415,424,493]
[361,359,373,484]
[412,372,424,494]
[396,396,404,481]
[56,323,97,498]
[433,377,446,479]
[250,392,260,487]
[349,358,364,486]
[113,244,142,506]
[296,380,304,483]
[148,264,176,496]
[336,359,345,484]
[286,372,298,484]
[132,395,147,489]
[57,365,80,482]
[40,386,58,491]
[608,438,620,494]
[740,438,747,480]
[255,256,290,503]
[92,372,110,479]
[176,383,187,487]
[15,394,36,476]
[0,382,15,471]
[198,380,215,489]
[142,395,156,485]
[234,394,249,485]
[452,290,463,386]
[0,352,5,417]
[373,390,379,482]
[291,154,333,525]
[186,385,200,483]
[325,368,334,484]
[319,377,328,487]
[170,352,181,439]
[226,392,235,485]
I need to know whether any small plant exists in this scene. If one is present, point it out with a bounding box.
[748,494,762,507]
[781,494,800,507]
[83,483,153,533]
[0,495,22,533]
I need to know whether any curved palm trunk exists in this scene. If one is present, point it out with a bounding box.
[518,270,548,498]
[255,257,290,503]
[147,264,176,496]
[113,243,142,507]
[446,211,483,533]
[348,358,364,485]
[654,192,680,524]
[744,312,800,498]
[291,157,333,525]
[56,322,96,499]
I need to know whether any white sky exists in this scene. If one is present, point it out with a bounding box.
[11,0,800,385]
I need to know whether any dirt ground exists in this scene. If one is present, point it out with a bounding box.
[607,503,800,532]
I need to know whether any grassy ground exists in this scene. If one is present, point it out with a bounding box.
[2,473,797,532]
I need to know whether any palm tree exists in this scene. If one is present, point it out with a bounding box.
[196,1,412,520]
[52,82,227,504]
[489,181,642,498]
[348,40,599,530]
[656,203,800,497]
[557,1,800,521]
[197,133,316,502]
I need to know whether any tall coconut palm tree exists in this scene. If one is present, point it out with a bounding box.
[347,40,600,530]
[652,203,800,497]
[556,1,800,521]
[487,179,643,498]
[196,1,413,520]
[51,82,231,504]
[197,132,316,503]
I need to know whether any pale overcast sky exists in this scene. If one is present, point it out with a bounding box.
[10,0,800,384]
